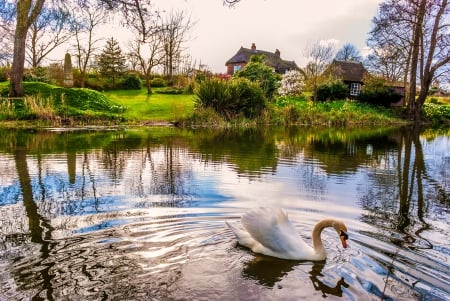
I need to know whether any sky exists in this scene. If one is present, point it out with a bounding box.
[143,0,383,73]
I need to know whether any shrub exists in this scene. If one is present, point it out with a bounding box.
[194,77,266,120]
[278,70,304,96]
[0,66,10,82]
[156,87,184,94]
[122,74,141,90]
[316,80,348,101]
[422,103,450,125]
[150,77,166,87]
[357,77,402,107]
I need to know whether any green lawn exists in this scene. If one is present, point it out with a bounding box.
[105,88,196,122]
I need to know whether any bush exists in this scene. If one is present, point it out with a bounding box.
[194,77,266,120]
[233,54,281,100]
[156,87,184,94]
[0,66,10,82]
[357,77,402,107]
[122,74,141,90]
[150,77,166,87]
[316,80,349,101]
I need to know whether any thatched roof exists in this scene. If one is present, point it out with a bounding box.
[326,60,368,83]
[226,44,299,73]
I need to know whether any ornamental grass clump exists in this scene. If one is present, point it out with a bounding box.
[194,77,266,121]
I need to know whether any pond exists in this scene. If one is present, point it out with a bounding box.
[0,126,449,301]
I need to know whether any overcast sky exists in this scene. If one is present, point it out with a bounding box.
[144,0,383,73]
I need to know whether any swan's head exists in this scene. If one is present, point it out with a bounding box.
[332,221,348,248]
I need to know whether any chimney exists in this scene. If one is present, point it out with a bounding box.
[275,49,280,57]
[251,43,256,51]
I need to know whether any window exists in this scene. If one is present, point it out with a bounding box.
[350,83,361,96]
[233,65,242,73]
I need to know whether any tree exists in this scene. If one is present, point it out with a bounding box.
[26,7,73,67]
[3,0,155,97]
[9,0,45,97]
[0,2,14,65]
[234,54,281,100]
[160,10,193,80]
[96,37,127,88]
[278,70,304,96]
[128,33,164,94]
[335,43,362,62]
[302,41,336,100]
[368,0,450,121]
[71,3,105,88]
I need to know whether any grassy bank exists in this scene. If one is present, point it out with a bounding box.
[1,81,448,128]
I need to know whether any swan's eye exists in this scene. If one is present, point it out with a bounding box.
[340,230,348,240]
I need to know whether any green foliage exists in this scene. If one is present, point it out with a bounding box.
[357,77,402,107]
[233,54,281,99]
[316,80,349,101]
[0,82,125,122]
[0,66,10,82]
[194,77,266,120]
[23,67,51,83]
[122,74,141,90]
[422,103,450,125]
[156,87,184,94]
[271,96,401,126]
[150,77,167,87]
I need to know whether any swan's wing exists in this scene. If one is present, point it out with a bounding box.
[241,208,306,253]
[226,220,256,247]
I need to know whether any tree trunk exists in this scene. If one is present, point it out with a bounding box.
[9,0,46,97]
[145,75,152,94]
[10,24,28,97]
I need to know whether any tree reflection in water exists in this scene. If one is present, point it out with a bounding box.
[0,126,448,300]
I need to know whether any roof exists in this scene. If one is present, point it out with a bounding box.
[326,60,368,83]
[225,45,299,73]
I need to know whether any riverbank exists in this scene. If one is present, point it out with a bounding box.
[1,82,449,128]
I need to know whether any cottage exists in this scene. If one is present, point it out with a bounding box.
[225,43,299,75]
[324,60,368,98]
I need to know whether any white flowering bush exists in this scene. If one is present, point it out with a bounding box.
[278,70,304,96]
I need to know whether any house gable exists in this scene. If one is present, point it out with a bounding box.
[225,43,299,75]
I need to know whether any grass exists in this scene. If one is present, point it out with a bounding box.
[105,88,195,123]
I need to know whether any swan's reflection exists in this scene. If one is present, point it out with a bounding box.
[242,255,349,297]
[309,261,349,298]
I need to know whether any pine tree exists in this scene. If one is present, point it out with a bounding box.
[97,37,127,88]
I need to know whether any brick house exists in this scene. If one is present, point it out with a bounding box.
[225,43,299,75]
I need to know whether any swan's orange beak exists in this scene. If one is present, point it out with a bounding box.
[340,230,348,248]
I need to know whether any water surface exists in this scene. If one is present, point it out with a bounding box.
[0,126,449,300]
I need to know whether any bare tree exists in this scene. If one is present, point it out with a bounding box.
[302,41,336,100]
[5,0,156,97]
[128,32,164,94]
[160,10,194,81]
[26,7,73,67]
[0,3,14,65]
[364,43,407,82]
[368,0,450,121]
[71,4,105,88]
[335,43,362,62]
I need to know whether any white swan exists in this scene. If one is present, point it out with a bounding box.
[226,208,348,261]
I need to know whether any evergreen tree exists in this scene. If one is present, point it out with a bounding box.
[97,37,127,88]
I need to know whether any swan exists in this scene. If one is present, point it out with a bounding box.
[226,208,348,261]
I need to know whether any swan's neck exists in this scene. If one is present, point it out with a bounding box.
[311,219,336,256]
